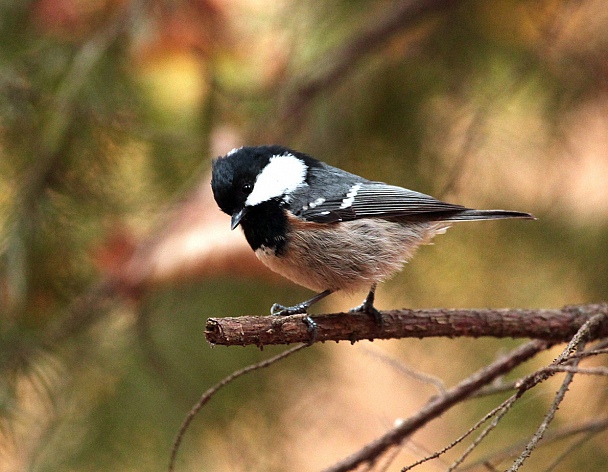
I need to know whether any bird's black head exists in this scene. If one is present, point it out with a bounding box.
[211,147,267,218]
[211,145,316,230]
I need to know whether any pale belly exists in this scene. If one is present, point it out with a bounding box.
[255,219,447,293]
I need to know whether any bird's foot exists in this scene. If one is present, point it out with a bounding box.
[271,302,307,316]
[271,303,318,344]
[349,300,383,327]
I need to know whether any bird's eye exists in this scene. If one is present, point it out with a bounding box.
[242,183,253,194]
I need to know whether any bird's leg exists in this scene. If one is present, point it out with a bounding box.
[271,289,333,339]
[349,284,382,326]
[271,289,333,316]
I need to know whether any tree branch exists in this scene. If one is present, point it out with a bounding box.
[322,339,549,472]
[326,311,605,471]
[168,343,308,472]
[205,303,608,346]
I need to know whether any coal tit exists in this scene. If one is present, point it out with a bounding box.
[211,145,534,328]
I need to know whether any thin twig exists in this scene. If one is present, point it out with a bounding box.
[168,343,308,472]
[401,316,608,472]
[542,365,608,376]
[327,312,604,472]
[562,347,608,361]
[446,395,518,471]
[456,338,608,399]
[508,340,587,471]
[503,315,607,470]
[322,340,548,472]
[555,313,606,362]
[459,417,608,471]
[508,368,578,471]
[514,312,608,393]
[400,395,517,471]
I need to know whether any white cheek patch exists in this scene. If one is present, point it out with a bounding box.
[245,153,307,207]
[340,183,362,209]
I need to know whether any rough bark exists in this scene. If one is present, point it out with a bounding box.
[205,303,608,346]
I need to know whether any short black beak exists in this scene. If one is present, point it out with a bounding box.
[231,207,247,230]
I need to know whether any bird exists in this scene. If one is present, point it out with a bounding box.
[211,145,534,331]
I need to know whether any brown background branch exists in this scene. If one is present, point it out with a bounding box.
[274,0,460,139]
[205,303,608,346]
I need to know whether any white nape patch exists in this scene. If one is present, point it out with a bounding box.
[245,153,307,206]
[226,147,242,157]
[308,197,325,209]
[339,183,362,209]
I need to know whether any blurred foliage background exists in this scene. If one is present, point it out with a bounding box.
[1,0,607,471]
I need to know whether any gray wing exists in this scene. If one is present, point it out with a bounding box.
[295,181,467,223]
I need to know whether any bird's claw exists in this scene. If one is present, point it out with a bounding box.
[302,316,318,344]
[271,303,318,344]
[270,303,307,316]
[350,302,383,327]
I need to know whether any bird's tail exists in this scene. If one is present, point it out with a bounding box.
[443,209,536,222]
